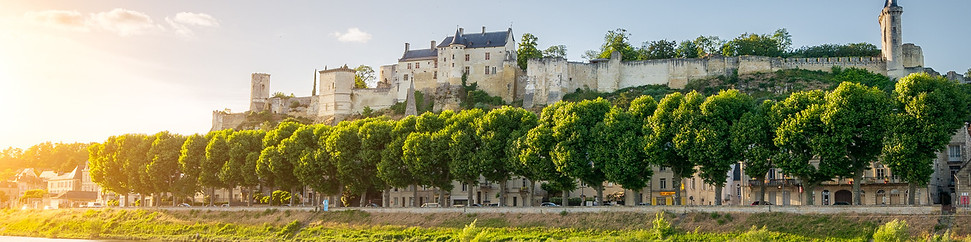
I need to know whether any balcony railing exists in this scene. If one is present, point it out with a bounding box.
[748,179,801,187]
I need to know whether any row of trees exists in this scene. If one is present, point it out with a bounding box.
[579,28,880,61]
[0,142,91,181]
[87,73,968,207]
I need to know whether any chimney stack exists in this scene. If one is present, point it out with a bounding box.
[405,43,410,52]
[431,40,436,49]
[458,28,464,36]
[482,26,486,34]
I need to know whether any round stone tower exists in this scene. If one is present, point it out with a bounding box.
[879,0,904,78]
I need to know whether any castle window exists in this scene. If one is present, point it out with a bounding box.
[434,71,437,79]
[484,66,490,74]
[876,168,886,179]
[403,74,408,81]
[492,67,497,74]
[407,63,412,69]
[660,178,667,189]
[465,54,470,61]
[464,66,469,74]
[434,61,438,68]
[415,62,420,69]
[485,52,490,60]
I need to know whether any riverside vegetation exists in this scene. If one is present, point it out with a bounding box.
[0,208,964,241]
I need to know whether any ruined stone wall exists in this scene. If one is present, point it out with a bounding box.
[902,43,924,68]
[210,110,247,132]
[350,88,396,114]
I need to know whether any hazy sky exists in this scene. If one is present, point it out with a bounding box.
[0,1,968,149]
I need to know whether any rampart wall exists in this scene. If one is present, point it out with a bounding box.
[525,54,887,108]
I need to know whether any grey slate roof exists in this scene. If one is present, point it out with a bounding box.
[437,29,511,49]
[885,0,898,7]
[400,48,438,61]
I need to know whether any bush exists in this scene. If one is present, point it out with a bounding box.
[276,220,302,239]
[458,219,490,242]
[651,212,675,240]
[873,219,909,242]
[732,226,777,242]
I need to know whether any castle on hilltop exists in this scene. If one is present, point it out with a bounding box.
[213,0,954,131]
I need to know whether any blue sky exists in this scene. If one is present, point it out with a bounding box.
[0,0,968,149]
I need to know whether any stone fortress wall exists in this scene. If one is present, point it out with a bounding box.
[523,54,889,108]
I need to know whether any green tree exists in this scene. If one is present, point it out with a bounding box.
[517,33,543,70]
[597,95,657,205]
[478,107,537,206]
[222,130,266,206]
[446,109,486,205]
[327,120,367,207]
[543,45,567,59]
[722,32,783,57]
[675,40,699,59]
[640,40,677,60]
[773,90,836,205]
[358,119,394,206]
[730,100,778,204]
[884,73,971,205]
[203,130,232,206]
[354,65,374,88]
[520,102,576,206]
[89,136,130,202]
[771,28,793,54]
[378,116,421,207]
[684,90,753,205]
[118,134,152,207]
[257,121,302,205]
[146,131,187,206]
[276,124,319,206]
[818,82,892,205]
[402,130,452,206]
[177,134,209,204]
[693,35,723,57]
[552,98,611,205]
[832,67,895,92]
[593,28,639,61]
[644,92,694,205]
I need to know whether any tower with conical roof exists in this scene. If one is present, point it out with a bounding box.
[879,0,904,78]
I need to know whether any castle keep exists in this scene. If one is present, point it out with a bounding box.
[214,0,941,131]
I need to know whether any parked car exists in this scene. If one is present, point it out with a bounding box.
[637,202,651,206]
[487,203,499,207]
[220,204,230,207]
[540,202,560,207]
[421,203,440,208]
[365,203,380,207]
[177,203,191,207]
[751,201,773,205]
[468,203,482,207]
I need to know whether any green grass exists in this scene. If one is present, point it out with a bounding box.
[0,209,941,241]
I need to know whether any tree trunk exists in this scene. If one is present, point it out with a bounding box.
[360,189,367,207]
[438,187,446,207]
[758,176,766,204]
[908,183,917,205]
[411,184,418,207]
[673,178,682,205]
[468,182,475,206]
[804,183,815,205]
[499,180,509,207]
[289,188,296,207]
[632,189,641,205]
[562,189,569,206]
[595,184,604,206]
[714,184,723,205]
[384,188,391,207]
[853,166,864,205]
[247,187,253,206]
[172,192,177,207]
[209,187,215,207]
[528,180,536,207]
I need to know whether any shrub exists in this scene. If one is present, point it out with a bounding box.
[873,219,909,242]
[732,226,776,242]
[458,219,488,242]
[652,212,675,239]
[276,220,302,239]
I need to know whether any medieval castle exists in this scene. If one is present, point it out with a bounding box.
[212,0,957,131]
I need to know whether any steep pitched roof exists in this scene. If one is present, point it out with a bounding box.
[885,0,898,7]
[399,48,438,61]
[437,29,511,49]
